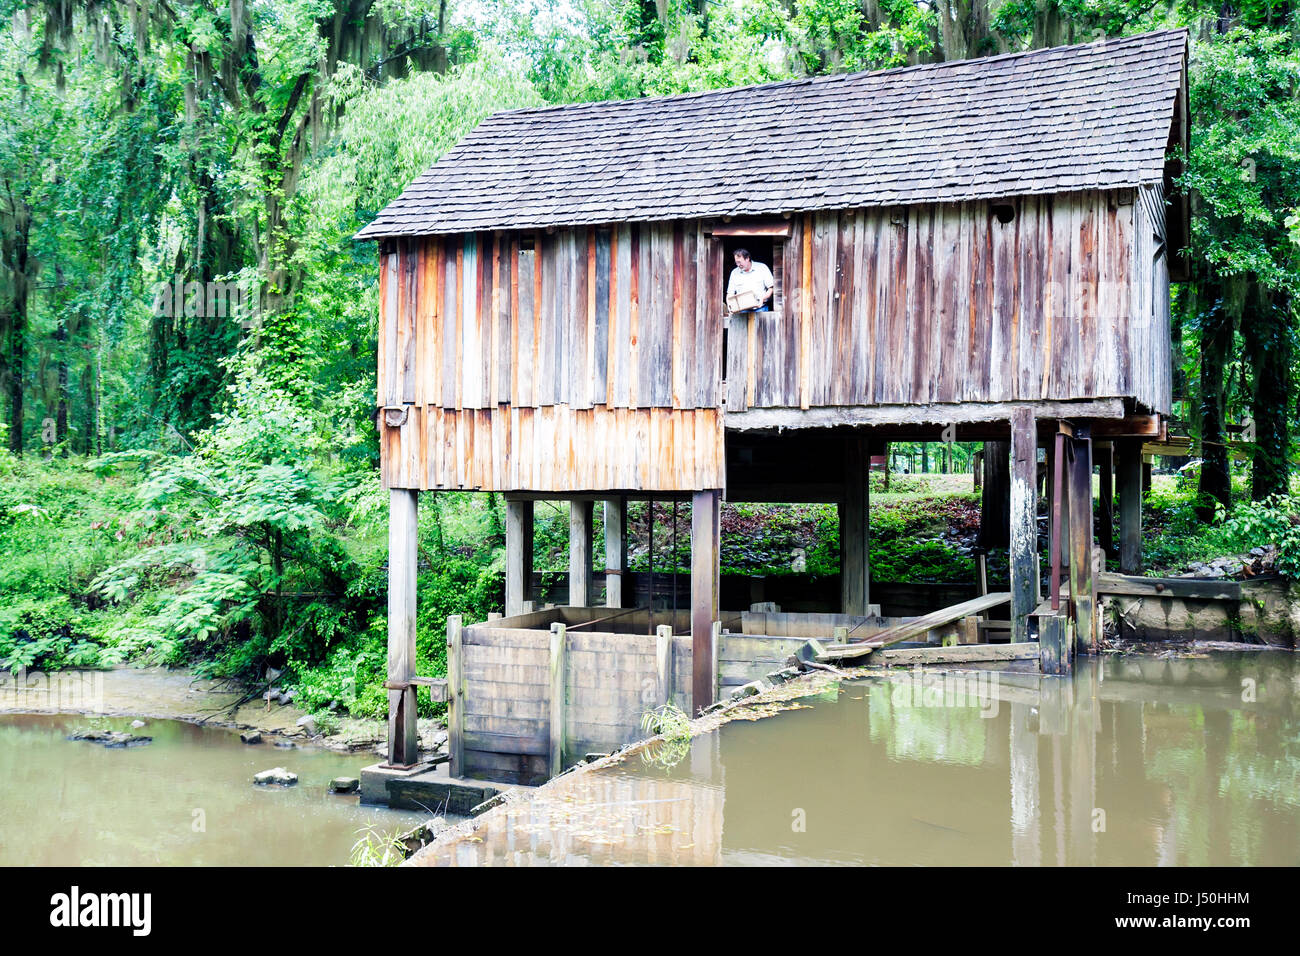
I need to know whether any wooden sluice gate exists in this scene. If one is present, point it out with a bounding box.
[444,606,840,786]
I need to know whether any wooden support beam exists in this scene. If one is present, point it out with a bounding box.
[655,624,673,707]
[1009,407,1037,644]
[876,642,1041,666]
[1068,428,1096,654]
[603,497,627,608]
[1090,414,1164,438]
[726,399,1126,432]
[505,498,534,617]
[1035,611,1071,675]
[549,622,567,776]
[1096,443,1115,558]
[822,592,1011,660]
[840,434,871,615]
[1097,571,1241,601]
[446,614,464,776]
[978,440,1010,549]
[711,620,722,703]
[691,489,721,714]
[1117,437,1143,574]
[568,499,594,607]
[387,489,419,768]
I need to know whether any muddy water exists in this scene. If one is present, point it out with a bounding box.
[0,715,425,866]
[416,653,1300,866]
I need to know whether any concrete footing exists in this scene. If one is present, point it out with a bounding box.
[360,761,515,815]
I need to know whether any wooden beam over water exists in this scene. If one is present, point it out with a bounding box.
[387,488,419,768]
[1009,406,1037,643]
[840,433,871,616]
[821,592,1012,660]
[691,489,721,713]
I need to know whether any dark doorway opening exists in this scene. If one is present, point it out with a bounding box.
[720,235,777,308]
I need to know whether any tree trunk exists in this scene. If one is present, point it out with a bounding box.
[1242,282,1292,500]
[1196,277,1239,521]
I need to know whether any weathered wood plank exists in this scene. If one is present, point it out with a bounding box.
[822,592,1012,660]
[877,642,1041,666]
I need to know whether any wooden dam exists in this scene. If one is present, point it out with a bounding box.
[356,30,1191,795]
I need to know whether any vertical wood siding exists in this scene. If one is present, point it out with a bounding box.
[378,190,1169,491]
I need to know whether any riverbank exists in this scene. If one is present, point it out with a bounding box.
[0,664,446,758]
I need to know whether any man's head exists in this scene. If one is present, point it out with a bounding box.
[733,248,752,271]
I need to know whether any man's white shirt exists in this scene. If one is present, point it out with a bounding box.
[727,262,774,301]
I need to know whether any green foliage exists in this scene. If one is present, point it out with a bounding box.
[1223,496,1300,578]
[6,1,1300,728]
[348,825,407,867]
[640,701,692,741]
[870,539,975,585]
[1183,25,1300,293]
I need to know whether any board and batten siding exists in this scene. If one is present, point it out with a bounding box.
[378,221,725,492]
[377,189,1170,491]
[733,189,1167,414]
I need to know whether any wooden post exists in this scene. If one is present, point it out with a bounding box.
[840,434,871,615]
[655,624,673,707]
[505,498,534,617]
[978,440,1010,549]
[691,489,721,714]
[387,489,419,767]
[1037,613,1071,676]
[568,499,594,607]
[1009,408,1037,644]
[604,497,627,608]
[1117,437,1143,574]
[1050,430,1066,609]
[1068,427,1096,654]
[446,614,464,776]
[711,620,722,704]
[1096,443,1115,559]
[549,622,567,776]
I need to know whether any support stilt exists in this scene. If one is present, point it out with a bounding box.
[1096,443,1115,559]
[505,498,534,617]
[1009,408,1037,643]
[1117,437,1143,574]
[603,497,627,608]
[691,489,721,714]
[1068,427,1096,653]
[568,499,594,607]
[387,488,419,768]
[840,434,871,615]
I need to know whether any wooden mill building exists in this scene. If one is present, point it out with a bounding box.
[358,29,1189,780]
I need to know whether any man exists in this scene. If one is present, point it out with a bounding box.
[726,248,774,312]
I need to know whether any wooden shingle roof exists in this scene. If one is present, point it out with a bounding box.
[358,29,1188,239]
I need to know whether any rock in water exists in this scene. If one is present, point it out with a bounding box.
[67,729,152,748]
[295,715,318,736]
[130,720,147,729]
[253,767,298,787]
[240,731,263,745]
[328,777,360,794]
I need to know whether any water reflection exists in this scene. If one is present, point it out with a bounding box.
[414,653,1300,866]
[0,714,425,866]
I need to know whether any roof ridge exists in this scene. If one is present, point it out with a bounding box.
[485,28,1189,121]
